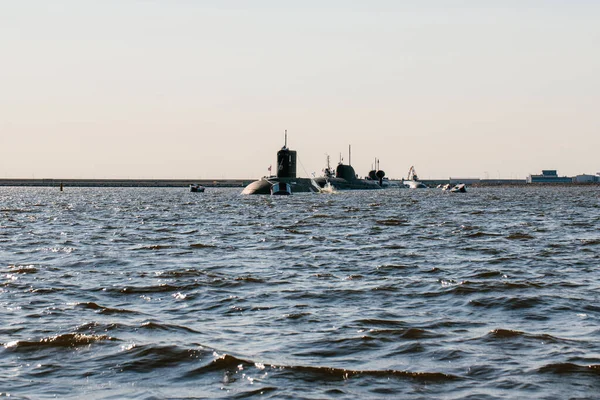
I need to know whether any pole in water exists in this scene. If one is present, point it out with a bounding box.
[59,182,63,191]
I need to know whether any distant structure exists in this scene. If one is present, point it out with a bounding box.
[573,174,600,183]
[526,170,572,184]
[449,177,480,185]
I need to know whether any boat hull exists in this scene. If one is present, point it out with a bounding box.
[190,185,205,192]
[403,180,428,189]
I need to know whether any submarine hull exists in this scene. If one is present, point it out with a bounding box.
[241,177,316,195]
[313,176,382,191]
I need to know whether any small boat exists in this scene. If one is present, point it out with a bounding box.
[403,166,428,189]
[190,184,206,192]
[442,183,467,193]
[270,182,292,195]
[450,183,467,193]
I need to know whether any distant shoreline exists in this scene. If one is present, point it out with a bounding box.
[1,178,597,188]
[0,179,248,188]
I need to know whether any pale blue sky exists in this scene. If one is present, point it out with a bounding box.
[2,1,599,179]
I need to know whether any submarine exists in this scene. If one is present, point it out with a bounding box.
[241,131,318,195]
[313,148,384,191]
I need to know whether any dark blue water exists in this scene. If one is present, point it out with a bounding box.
[1,186,599,399]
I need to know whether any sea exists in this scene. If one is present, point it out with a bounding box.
[1,185,599,399]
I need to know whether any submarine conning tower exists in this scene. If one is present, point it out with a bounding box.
[276,130,297,178]
[336,164,357,181]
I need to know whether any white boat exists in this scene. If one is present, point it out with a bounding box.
[450,183,467,193]
[402,166,428,189]
[442,183,467,193]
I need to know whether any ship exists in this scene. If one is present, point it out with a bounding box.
[241,131,318,195]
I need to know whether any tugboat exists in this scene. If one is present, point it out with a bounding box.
[241,131,318,195]
[403,166,428,189]
[313,147,384,191]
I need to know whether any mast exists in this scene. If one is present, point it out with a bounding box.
[349,145,351,166]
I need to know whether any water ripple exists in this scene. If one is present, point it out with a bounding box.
[1,186,598,399]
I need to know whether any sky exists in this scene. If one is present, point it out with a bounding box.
[1,0,599,180]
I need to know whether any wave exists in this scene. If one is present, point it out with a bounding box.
[75,322,127,333]
[189,243,217,248]
[4,265,38,274]
[116,344,212,373]
[138,321,201,334]
[134,244,173,250]
[4,333,117,351]
[376,264,415,271]
[156,268,212,278]
[376,219,409,226]
[538,362,600,375]
[366,327,437,340]
[579,238,600,246]
[285,228,308,234]
[465,232,503,238]
[30,287,65,294]
[486,256,519,265]
[467,270,503,279]
[234,276,265,284]
[506,233,535,240]
[105,284,190,294]
[183,353,459,383]
[483,329,573,344]
[353,318,408,327]
[469,296,542,310]
[0,208,29,213]
[76,302,138,315]
[280,312,312,320]
[434,280,546,298]
[281,364,458,383]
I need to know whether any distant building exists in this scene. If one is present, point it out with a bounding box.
[526,170,572,184]
[573,174,600,183]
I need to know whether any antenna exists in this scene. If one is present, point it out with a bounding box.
[284,130,287,148]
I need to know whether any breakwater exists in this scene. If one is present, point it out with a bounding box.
[0,179,248,188]
[3,178,595,188]
[0,178,530,188]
